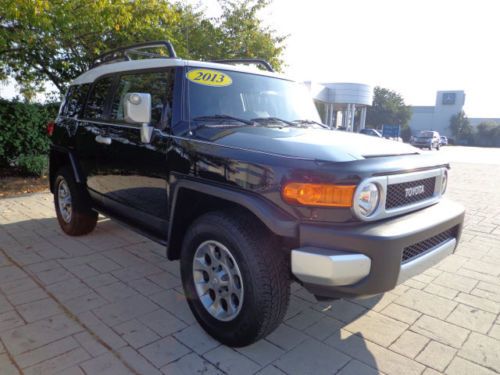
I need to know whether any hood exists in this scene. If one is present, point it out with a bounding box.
[194,126,420,162]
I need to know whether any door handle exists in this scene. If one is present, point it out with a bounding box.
[95,135,112,145]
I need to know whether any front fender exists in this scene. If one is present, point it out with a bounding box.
[166,178,298,260]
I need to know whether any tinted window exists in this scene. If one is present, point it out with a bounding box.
[420,131,434,137]
[62,84,90,117]
[84,77,114,119]
[187,68,320,123]
[110,70,174,128]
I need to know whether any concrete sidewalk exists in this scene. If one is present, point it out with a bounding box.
[0,160,499,375]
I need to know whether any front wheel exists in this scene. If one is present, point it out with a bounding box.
[180,211,290,347]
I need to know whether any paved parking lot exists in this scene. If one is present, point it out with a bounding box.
[0,146,499,375]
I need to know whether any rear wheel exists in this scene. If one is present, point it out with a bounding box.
[54,166,97,236]
[180,211,290,347]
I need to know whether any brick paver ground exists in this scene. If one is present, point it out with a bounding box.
[0,148,499,374]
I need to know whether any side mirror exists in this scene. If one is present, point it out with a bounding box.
[124,93,151,124]
[124,93,153,143]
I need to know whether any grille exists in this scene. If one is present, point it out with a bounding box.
[386,177,436,209]
[402,227,457,263]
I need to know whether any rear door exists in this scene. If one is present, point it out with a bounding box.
[89,69,176,238]
[74,76,115,194]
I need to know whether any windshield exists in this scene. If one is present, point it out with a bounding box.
[186,68,321,126]
[419,131,434,138]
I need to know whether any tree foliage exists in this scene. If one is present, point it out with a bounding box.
[449,110,473,142]
[474,121,500,147]
[366,86,412,129]
[215,0,285,70]
[0,0,285,97]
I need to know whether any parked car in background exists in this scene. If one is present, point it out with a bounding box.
[440,136,448,146]
[411,130,441,150]
[359,128,382,137]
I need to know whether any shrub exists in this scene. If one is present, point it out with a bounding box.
[401,125,412,142]
[474,122,500,147]
[16,154,49,177]
[0,99,59,171]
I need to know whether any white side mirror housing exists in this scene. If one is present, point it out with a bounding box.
[124,93,151,124]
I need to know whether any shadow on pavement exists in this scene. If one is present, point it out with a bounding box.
[309,294,381,373]
[0,214,381,373]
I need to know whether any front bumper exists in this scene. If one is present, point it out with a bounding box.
[292,199,464,299]
[411,142,433,148]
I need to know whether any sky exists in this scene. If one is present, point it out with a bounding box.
[2,0,499,117]
[200,0,500,118]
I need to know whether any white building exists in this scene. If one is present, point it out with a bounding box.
[310,85,500,136]
[409,91,500,137]
[307,82,372,131]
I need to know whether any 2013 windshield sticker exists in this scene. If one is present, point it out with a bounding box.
[186,69,233,87]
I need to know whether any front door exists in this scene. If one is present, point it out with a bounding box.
[84,69,176,239]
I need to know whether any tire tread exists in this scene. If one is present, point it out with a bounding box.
[181,209,290,346]
[54,166,97,236]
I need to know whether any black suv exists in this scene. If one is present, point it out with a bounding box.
[49,41,465,346]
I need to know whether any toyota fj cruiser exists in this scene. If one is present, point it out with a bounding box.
[49,41,465,346]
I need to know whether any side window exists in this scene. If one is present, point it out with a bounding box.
[62,84,90,117]
[83,77,114,120]
[60,86,75,116]
[110,70,174,128]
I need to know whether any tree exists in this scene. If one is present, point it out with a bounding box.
[474,121,500,147]
[0,0,285,97]
[366,87,412,130]
[449,111,473,142]
[215,0,286,71]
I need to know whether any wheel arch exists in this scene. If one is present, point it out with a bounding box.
[166,179,297,260]
[49,146,82,193]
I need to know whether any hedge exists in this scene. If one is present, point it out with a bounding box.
[0,99,59,176]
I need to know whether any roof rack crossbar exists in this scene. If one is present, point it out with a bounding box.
[124,50,169,59]
[92,41,177,68]
[211,58,274,72]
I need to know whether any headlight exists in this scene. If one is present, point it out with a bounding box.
[354,182,380,218]
[441,170,448,194]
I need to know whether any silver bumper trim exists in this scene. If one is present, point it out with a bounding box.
[291,247,371,286]
[397,238,457,284]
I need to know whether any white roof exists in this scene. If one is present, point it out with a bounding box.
[71,58,288,85]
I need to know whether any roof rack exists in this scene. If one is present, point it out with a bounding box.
[211,59,274,72]
[91,41,177,68]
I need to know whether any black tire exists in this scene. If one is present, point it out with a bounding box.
[436,143,440,151]
[180,210,290,347]
[54,166,97,236]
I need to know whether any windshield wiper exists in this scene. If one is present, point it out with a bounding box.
[192,114,254,126]
[292,119,329,129]
[251,117,294,126]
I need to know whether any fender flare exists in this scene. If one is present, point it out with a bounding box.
[167,179,298,259]
[49,145,83,191]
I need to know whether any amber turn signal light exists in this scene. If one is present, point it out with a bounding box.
[282,183,356,207]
